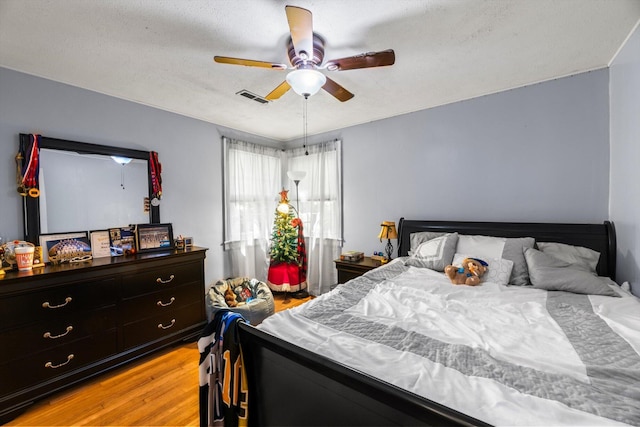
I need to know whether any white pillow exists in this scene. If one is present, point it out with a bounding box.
[452,253,514,286]
[456,235,506,258]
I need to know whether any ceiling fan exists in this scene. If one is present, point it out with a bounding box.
[214,5,395,102]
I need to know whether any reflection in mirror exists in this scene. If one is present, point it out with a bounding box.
[20,133,159,245]
[39,149,150,234]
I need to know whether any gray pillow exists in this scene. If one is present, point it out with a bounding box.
[536,242,599,274]
[405,233,458,272]
[503,237,536,286]
[524,248,619,297]
[409,231,446,255]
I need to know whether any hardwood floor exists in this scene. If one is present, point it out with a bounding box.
[271,290,312,311]
[7,292,311,426]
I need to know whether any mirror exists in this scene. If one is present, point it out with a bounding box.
[39,149,150,233]
[20,134,160,244]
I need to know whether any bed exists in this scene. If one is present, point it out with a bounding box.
[237,219,640,426]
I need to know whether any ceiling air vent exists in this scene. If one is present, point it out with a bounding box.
[236,90,269,104]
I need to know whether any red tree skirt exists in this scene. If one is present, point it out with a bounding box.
[267,262,307,292]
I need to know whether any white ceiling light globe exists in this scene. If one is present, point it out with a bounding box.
[286,69,326,97]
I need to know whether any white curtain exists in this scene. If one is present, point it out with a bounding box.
[286,140,342,295]
[222,137,342,295]
[223,138,282,281]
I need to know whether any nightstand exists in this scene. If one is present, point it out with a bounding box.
[334,256,382,284]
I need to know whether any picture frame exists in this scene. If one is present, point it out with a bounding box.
[90,230,112,258]
[184,236,193,248]
[136,223,174,252]
[109,226,137,256]
[38,231,92,264]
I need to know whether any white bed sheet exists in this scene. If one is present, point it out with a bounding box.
[259,265,640,426]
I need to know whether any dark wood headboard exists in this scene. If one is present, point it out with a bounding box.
[397,219,616,280]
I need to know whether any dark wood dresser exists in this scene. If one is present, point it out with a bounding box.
[0,247,207,423]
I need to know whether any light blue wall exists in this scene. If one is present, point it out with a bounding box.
[0,65,619,291]
[302,70,611,259]
[0,67,276,286]
[610,24,640,295]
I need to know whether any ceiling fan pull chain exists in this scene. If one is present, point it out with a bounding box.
[304,96,309,155]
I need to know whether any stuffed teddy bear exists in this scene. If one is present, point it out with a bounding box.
[224,286,238,307]
[444,257,488,286]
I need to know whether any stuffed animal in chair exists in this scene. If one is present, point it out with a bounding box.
[444,257,488,286]
[224,286,238,307]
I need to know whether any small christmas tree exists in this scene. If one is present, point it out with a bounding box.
[269,189,299,264]
[267,189,307,293]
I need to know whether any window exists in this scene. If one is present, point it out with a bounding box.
[223,138,282,247]
[222,137,342,295]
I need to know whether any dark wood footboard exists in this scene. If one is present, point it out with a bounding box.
[238,322,489,426]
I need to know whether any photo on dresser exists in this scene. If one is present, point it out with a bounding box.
[136,223,174,253]
[109,226,137,256]
[90,229,112,258]
[39,231,92,264]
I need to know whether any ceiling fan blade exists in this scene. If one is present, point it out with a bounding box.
[285,5,313,60]
[324,49,395,71]
[214,56,287,70]
[265,81,291,101]
[322,77,354,102]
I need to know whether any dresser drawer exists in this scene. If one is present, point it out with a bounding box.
[121,261,203,298]
[120,282,202,321]
[1,306,117,364]
[122,300,204,350]
[0,277,117,330]
[0,330,117,395]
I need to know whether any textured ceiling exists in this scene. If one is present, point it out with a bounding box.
[1,0,639,141]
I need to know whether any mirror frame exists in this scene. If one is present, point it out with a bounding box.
[20,133,160,244]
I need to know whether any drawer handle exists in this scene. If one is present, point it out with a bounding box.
[43,326,73,339]
[156,275,175,284]
[157,297,176,307]
[42,297,72,309]
[157,319,176,330]
[45,354,74,369]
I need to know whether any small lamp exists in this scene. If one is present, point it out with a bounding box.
[378,221,398,261]
[286,172,308,299]
[287,170,306,213]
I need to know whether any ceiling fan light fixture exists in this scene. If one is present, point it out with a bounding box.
[286,69,326,97]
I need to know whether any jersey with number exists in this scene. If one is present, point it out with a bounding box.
[198,310,248,427]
